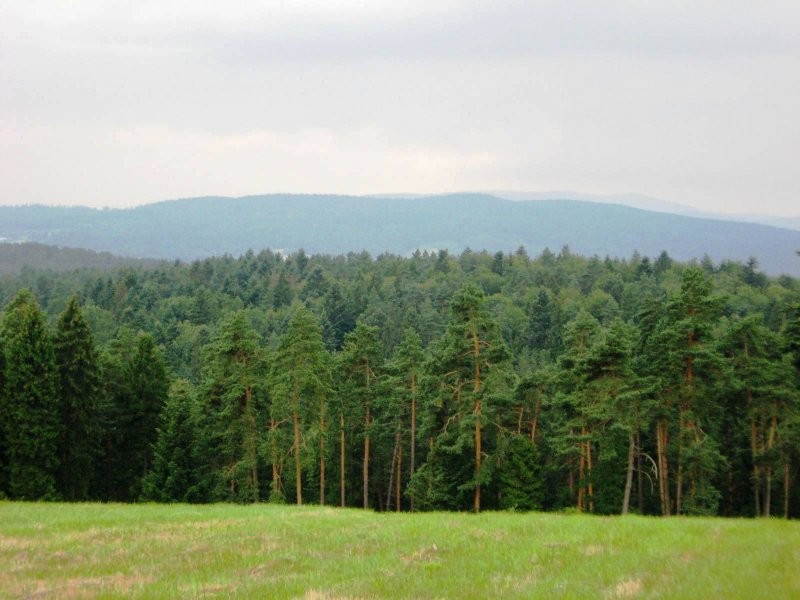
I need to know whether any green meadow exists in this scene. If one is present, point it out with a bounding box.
[1,503,798,599]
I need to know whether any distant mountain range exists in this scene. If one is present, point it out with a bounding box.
[1,193,799,276]
[484,191,800,232]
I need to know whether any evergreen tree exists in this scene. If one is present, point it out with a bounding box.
[786,302,800,372]
[495,433,542,510]
[126,333,169,499]
[422,284,513,512]
[338,320,381,508]
[646,268,725,515]
[53,295,102,501]
[199,311,265,503]
[270,304,331,505]
[580,319,639,514]
[141,379,201,502]
[385,328,426,510]
[1,289,61,499]
[558,309,601,512]
[272,271,293,309]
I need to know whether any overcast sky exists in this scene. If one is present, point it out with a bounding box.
[1,1,799,215]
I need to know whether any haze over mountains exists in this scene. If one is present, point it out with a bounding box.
[1,193,799,276]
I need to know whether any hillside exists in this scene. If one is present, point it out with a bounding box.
[2,194,799,275]
[491,190,800,231]
[0,242,163,275]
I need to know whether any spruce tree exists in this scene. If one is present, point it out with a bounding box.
[126,333,169,499]
[141,379,201,502]
[495,434,542,510]
[54,295,101,500]
[1,289,61,499]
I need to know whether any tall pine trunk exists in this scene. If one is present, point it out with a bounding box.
[587,434,594,513]
[363,404,371,509]
[656,418,671,516]
[386,432,398,510]
[410,374,417,511]
[636,431,644,513]
[750,408,761,516]
[270,416,281,500]
[293,407,302,505]
[396,433,403,512]
[472,327,482,513]
[245,385,259,503]
[765,404,778,517]
[577,432,586,513]
[319,397,325,506]
[784,460,790,519]
[340,411,346,507]
[622,430,635,514]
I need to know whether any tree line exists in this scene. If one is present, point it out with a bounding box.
[1,246,799,516]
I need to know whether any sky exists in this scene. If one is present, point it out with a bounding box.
[1,1,799,216]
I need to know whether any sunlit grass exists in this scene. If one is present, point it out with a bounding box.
[1,502,798,598]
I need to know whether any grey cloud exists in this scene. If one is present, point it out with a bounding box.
[1,1,799,214]
[11,2,800,63]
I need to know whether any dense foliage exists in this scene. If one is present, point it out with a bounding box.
[1,246,799,517]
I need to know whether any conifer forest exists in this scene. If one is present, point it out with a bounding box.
[1,246,799,518]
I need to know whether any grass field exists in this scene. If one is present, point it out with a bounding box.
[1,502,798,599]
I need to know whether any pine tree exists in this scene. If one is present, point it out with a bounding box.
[385,328,425,510]
[558,309,601,513]
[338,320,381,508]
[424,284,513,512]
[53,295,101,501]
[580,319,639,514]
[646,268,725,515]
[199,311,264,503]
[270,304,331,505]
[1,289,61,499]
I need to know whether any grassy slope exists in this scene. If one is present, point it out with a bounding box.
[1,503,798,599]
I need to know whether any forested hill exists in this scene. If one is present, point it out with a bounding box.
[1,245,799,516]
[0,242,163,275]
[2,194,800,276]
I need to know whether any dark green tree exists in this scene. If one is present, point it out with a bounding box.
[495,434,542,510]
[338,320,381,508]
[423,284,513,512]
[1,289,61,499]
[53,295,102,501]
[558,309,601,512]
[580,319,640,514]
[125,334,169,499]
[270,304,331,505]
[141,379,202,502]
[384,328,426,510]
[199,311,265,503]
[646,268,725,515]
